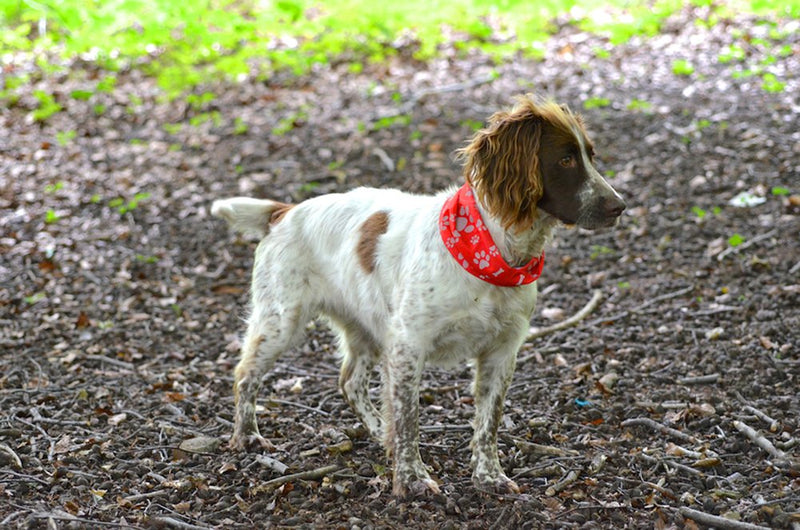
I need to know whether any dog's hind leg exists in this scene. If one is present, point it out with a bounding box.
[229,303,306,451]
[335,322,383,442]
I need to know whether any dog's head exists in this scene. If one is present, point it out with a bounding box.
[458,95,626,232]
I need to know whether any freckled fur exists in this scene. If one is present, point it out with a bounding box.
[211,94,626,498]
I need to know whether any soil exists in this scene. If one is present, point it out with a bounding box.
[1,6,799,529]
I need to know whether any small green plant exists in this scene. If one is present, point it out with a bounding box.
[24,292,47,305]
[718,44,745,63]
[583,97,610,110]
[671,59,694,76]
[32,90,62,122]
[233,117,249,135]
[163,123,183,135]
[372,114,411,131]
[590,245,613,259]
[728,233,745,247]
[771,186,790,196]
[760,73,785,93]
[56,130,77,145]
[95,75,117,93]
[109,192,151,215]
[299,181,320,193]
[617,281,631,289]
[45,209,60,224]
[691,206,707,219]
[45,181,65,193]
[90,194,103,203]
[626,99,652,112]
[460,119,483,131]
[70,89,93,100]
[135,254,159,264]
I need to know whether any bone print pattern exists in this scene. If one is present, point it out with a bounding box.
[439,184,544,287]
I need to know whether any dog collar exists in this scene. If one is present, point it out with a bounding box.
[439,184,544,287]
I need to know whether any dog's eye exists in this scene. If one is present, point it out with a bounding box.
[559,156,575,168]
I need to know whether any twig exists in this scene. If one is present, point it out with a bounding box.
[32,512,137,528]
[585,285,694,327]
[621,417,697,444]
[151,516,211,530]
[732,420,785,460]
[742,405,780,432]
[716,228,778,262]
[252,464,340,492]
[527,290,603,340]
[545,469,579,496]
[679,507,771,530]
[676,373,719,385]
[268,398,331,416]
[122,489,170,503]
[84,354,136,371]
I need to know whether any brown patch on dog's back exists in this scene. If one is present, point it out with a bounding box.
[357,211,389,273]
[269,203,294,225]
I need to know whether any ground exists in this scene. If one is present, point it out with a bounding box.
[1,6,799,529]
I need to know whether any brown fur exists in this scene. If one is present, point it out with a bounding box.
[269,203,295,226]
[356,211,389,273]
[457,95,589,232]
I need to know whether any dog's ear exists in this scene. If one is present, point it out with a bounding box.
[458,106,544,232]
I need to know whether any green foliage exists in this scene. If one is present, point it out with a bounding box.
[671,59,695,76]
[583,97,610,110]
[108,192,151,215]
[56,130,76,145]
[44,209,60,224]
[771,186,790,196]
[32,90,62,122]
[728,233,744,247]
[0,0,795,100]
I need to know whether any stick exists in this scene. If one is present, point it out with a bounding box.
[584,285,694,328]
[716,228,778,262]
[621,417,697,444]
[151,516,211,530]
[676,373,719,385]
[527,290,603,340]
[742,406,780,432]
[732,420,785,460]
[679,507,771,530]
[252,464,340,492]
[545,469,579,496]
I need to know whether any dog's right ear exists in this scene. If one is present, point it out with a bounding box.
[457,105,544,233]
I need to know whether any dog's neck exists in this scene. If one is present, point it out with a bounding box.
[475,199,558,268]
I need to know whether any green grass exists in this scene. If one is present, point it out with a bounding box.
[1,0,796,109]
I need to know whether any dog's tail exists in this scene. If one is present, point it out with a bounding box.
[210,197,293,238]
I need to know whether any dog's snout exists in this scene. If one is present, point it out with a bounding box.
[606,198,626,218]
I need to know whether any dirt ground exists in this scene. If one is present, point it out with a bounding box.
[2,6,799,529]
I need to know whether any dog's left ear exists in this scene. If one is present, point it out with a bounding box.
[458,105,544,232]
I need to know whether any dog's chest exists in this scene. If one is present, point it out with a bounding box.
[425,286,537,365]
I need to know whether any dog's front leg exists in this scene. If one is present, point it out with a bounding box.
[471,349,520,494]
[382,347,440,498]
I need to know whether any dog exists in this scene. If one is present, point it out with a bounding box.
[211,94,625,498]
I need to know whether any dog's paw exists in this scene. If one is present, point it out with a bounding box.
[392,466,441,499]
[228,432,274,452]
[473,472,520,495]
[393,475,441,499]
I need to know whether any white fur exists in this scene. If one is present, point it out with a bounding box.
[212,187,560,496]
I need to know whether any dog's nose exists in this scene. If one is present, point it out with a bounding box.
[605,198,626,218]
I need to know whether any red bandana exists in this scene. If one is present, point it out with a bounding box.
[439,184,544,287]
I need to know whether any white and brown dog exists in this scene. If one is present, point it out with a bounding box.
[212,95,625,498]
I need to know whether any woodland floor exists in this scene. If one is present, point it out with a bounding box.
[2,7,800,529]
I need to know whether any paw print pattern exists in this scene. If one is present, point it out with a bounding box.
[439,184,545,287]
[473,250,490,270]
